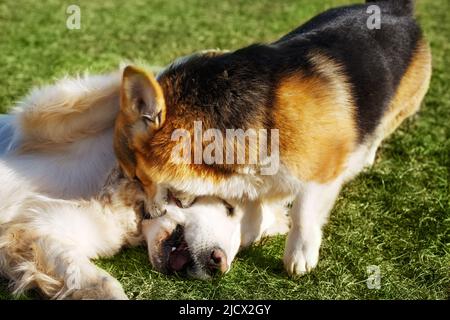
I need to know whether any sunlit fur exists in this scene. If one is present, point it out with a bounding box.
[143,197,290,279]
[0,72,138,299]
[0,70,290,298]
[114,2,432,275]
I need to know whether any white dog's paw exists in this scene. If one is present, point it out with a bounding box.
[68,276,128,300]
[283,229,321,276]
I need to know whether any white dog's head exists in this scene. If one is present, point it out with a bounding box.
[142,196,289,279]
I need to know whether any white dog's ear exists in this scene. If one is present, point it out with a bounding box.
[120,65,166,130]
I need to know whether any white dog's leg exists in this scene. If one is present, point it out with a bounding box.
[283,179,343,276]
[36,238,128,300]
[0,196,133,299]
[0,226,128,300]
[53,249,128,300]
[12,71,121,148]
[0,72,126,199]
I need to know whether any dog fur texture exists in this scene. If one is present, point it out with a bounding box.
[0,70,288,298]
[113,0,432,275]
[0,0,432,298]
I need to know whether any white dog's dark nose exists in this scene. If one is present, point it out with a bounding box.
[207,249,227,274]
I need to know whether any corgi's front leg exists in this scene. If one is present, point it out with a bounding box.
[283,179,343,276]
[145,184,169,218]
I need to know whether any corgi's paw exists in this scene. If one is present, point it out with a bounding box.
[283,228,321,276]
[149,201,167,218]
[145,187,168,219]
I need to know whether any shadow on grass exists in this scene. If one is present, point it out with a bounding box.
[0,277,43,300]
[236,236,287,276]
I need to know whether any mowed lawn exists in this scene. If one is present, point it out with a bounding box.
[0,0,448,299]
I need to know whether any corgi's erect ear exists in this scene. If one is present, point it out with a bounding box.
[121,65,166,130]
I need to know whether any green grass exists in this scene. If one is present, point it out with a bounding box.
[0,0,449,300]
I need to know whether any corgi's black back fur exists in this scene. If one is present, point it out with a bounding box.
[159,0,421,141]
[275,0,421,139]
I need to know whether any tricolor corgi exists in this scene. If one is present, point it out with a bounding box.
[114,0,432,275]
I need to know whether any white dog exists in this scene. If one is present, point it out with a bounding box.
[0,70,288,299]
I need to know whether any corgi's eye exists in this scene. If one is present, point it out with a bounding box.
[174,197,183,208]
[168,189,196,208]
[223,201,234,217]
[138,201,151,220]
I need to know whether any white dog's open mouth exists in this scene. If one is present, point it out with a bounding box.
[158,223,229,278]
[162,225,193,274]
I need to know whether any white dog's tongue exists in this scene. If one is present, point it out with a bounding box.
[168,242,190,271]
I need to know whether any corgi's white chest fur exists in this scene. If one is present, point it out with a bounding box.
[166,140,376,203]
[166,163,302,202]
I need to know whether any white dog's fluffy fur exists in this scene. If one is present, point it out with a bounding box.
[0,70,289,299]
